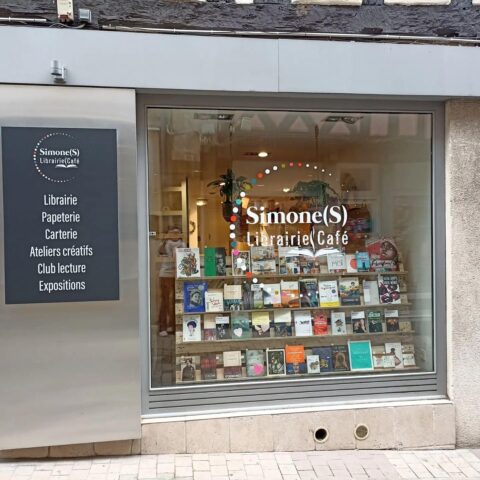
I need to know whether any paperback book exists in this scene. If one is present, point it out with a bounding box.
[355,252,371,272]
[231,312,251,339]
[273,310,292,337]
[299,279,319,307]
[331,311,347,335]
[312,310,328,335]
[267,348,286,376]
[327,252,347,273]
[232,250,251,276]
[215,315,231,340]
[223,350,243,379]
[345,254,358,273]
[251,246,276,274]
[278,246,301,274]
[402,344,416,367]
[332,345,350,372]
[262,283,282,308]
[205,290,224,312]
[298,249,318,274]
[363,280,380,305]
[176,247,201,278]
[366,237,399,272]
[306,354,321,374]
[319,280,340,307]
[351,311,367,334]
[252,311,271,337]
[372,346,386,369]
[204,247,227,277]
[251,284,264,309]
[385,342,404,368]
[367,311,383,333]
[223,284,243,311]
[312,346,333,372]
[280,280,300,308]
[246,349,266,377]
[200,354,217,380]
[339,277,361,306]
[203,314,217,341]
[348,340,374,371]
[180,356,196,382]
[378,275,401,304]
[385,310,400,332]
[399,320,413,332]
[285,344,307,374]
[183,281,207,313]
[242,283,254,310]
[293,310,313,336]
[183,315,202,342]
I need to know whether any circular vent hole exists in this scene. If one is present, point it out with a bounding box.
[354,424,369,441]
[314,427,329,443]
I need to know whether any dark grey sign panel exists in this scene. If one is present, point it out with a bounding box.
[2,127,119,304]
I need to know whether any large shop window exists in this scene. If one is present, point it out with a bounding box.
[148,109,433,389]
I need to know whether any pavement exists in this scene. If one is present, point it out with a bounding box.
[2,449,480,480]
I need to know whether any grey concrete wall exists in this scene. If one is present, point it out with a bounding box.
[446,100,480,447]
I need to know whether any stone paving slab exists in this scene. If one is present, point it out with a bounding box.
[1,449,480,479]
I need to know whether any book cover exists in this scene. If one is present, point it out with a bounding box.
[352,311,367,334]
[182,315,202,342]
[312,310,328,335]
[183,281,207,313]
[327,252,346,273]
[246,349,266,377]
[280,280,300,308]
[200,354,217,380]
[299,279,319,308]
[366,237,399,272]
[298,249,318,274]
[367,311,383,333]
[267,348,286,376]
[232,250,251,276]
[402,344,416,367]
[319,280,340,307]
[378,275,401,304]
[278,246,301,274]
[203,314,217,341]
[231,311,251,339]
[176,247,201,278]
[385,342,404,368]
[223,350,243,379]
[355,252,371,272]
[382,354,397,369]
[312,346,333,372]
[252,311,271,337]
[251,284,264,309]
[262,283,282,308]
[285,344,306,374]
[339,277,361,306]
[348,340,374,371]
[399,320,413,332]
[215,315,231,340]
[331,311,347,335]
[385,310,400,332]
[251,246,276,274]
[204,247,217,277]
[242,283,254,310]
[332,345,350,371]
[205,290,224,312]
[180,356,196,382]
[223,284,243,311]
[363,280,380,306]
[273,310,292,337]
[306,355,321,374]
[345,254,358,273]
[214,247,227,276]
[293,310,313,336]
[372,345,385,369]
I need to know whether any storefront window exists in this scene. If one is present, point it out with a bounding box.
[148,108,433,388]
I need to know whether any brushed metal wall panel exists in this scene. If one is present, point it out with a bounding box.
[0,85,140,449]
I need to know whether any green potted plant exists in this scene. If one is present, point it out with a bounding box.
[207,169,252,221]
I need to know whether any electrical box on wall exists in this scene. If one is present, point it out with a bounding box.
[57,0,74,22]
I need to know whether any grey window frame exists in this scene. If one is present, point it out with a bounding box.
[137,94,446,417]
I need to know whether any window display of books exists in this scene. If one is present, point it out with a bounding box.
[174,245,419,384]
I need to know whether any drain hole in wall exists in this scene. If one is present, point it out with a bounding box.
[314,427,329,443]
[354,424,369,441]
